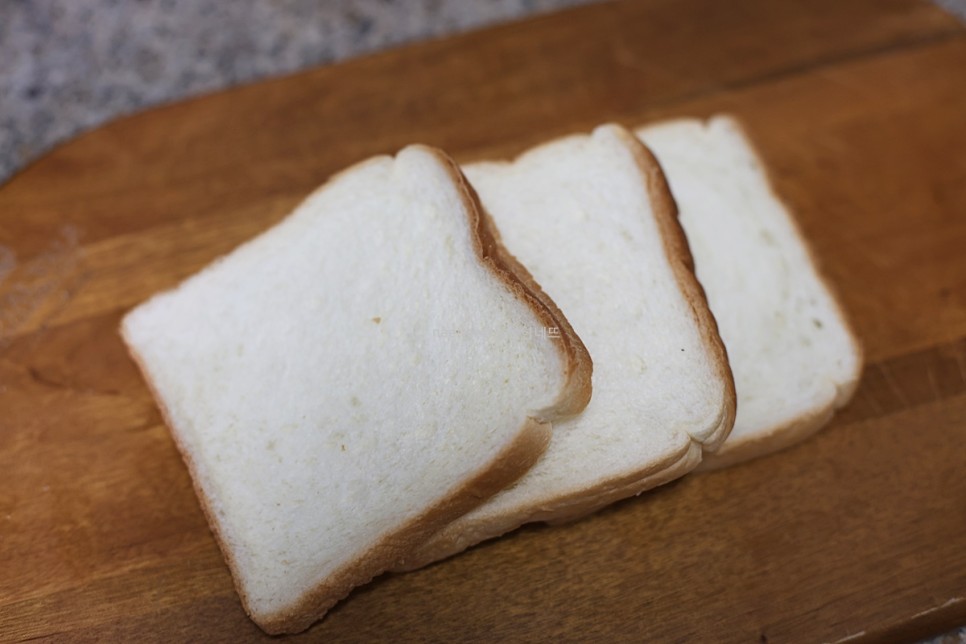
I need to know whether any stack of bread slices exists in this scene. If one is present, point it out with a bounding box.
[121,114,862,634]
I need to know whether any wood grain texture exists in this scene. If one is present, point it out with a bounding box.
[1,0,965,641]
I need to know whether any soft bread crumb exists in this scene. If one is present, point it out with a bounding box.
[120,145,589,633]
[398,124,735,570]
[638,115,862,469]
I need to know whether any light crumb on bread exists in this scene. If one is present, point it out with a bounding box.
[398,124,736,570]
[121,144,590,633]
[637,115,862,470]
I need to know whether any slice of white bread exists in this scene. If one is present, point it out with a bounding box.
[120,145,592,634]
[637,115,862,470]
[395,124,736,570]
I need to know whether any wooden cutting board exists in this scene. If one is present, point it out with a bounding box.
[2,0,965,641]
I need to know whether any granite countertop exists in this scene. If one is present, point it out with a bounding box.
[1,1,965,641]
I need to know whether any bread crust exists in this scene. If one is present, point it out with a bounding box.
[396,438,703,571]
[119,145,591,634]
[542,442,702,524]
[697,399,833,471]
[653,115,863,469]
[697,359,861,470]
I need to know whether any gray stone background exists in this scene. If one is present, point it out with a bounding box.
[1,0,965,641]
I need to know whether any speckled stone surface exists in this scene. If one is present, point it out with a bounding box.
[0,0,595,185]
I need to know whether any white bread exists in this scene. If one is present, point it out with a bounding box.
[120,145,591,633]
[396,125,736,570]
[637,115,862,469]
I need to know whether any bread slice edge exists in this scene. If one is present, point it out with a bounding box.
[394,433,703,572]
[119,145,592,633]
